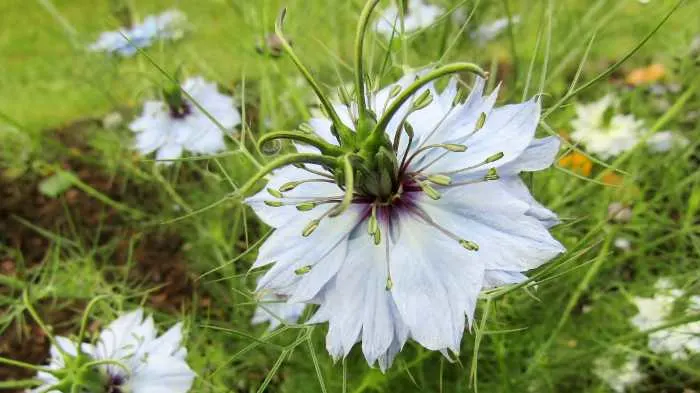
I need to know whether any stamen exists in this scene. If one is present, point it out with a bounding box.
[459,240,480,251]
[412,89,433,111]
[427,174,452,186]
[475,112,487,130]
[294,265,312,275]
[267,188,283,198]
[368,204,379,235]
[264,200,284,207]
[484,167,500,181]
[302,220,320,237]
[279,178,335,192]
[296,202,317,211]
[384,229,392,289]
[484,151,504,163]
[402,143,467,172]
[419,182,441,200]
[411,208,479,253]
[293,164,334,179]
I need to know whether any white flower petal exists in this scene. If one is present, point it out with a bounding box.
[128,354,195,393]
[391,212,484,351]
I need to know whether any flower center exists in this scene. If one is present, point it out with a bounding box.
[105,374,126,393]
[169,101,192,119]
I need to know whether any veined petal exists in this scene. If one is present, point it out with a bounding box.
[500,176,559,227]
[418,182,564,272]
[390,212,485,351]
[128,354,195,393]
[482,270,528,289]
[499,136,561,175]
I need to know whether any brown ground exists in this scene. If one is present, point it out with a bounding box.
[0,120,199,391]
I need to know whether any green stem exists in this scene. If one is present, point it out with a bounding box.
[237,153,339,197]
[0,379,42,389]
[329,155,354,217]
[22,291,61,353]
[77,296,108,345]
[373,63,486,137]
[542,0,683,119]
[257,131,344,156]
[0,356,53,373]
[274,9,353,142]
[354,0,382,120]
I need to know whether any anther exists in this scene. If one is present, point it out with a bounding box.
[302,220,320,237]
[389,84,402,98]
[294,265,312,275]
[296,202,317,211]
[475,112,487,131]
[264,200,284,207]
[368,205,379,235]
[484,168,500,181]
[484,152,504,163]
[373,228,381,245]
[420,182,441,200]
[441,144,467,152]
[412,89,433,111]
[279,181,300,192]
[459,239,480,251]
[267,188,283,198]
[427,174,452,186]
[385,277,393,290]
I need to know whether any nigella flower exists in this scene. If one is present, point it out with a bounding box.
[470,16,521,46]
[30,308,195,393]
[630,278,700,360]
[129,76,240,163]
[593,353,644,393]
[251,288,306,331]
[375,0,443,36]
[241,3,564,371]
[570,95,644,159]
[646,130,690,153]
[89,9,187,56]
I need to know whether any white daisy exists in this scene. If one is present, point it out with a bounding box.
[593,354,644,393]
[129,76,240,163]
[646,131,690,153]
[30,308,195,393]
[251,290,306,331]
[89,9,187,57]
[245,70,564,370]
[470,16,521,46]
[570,95,645,159]
[376,0,443,36]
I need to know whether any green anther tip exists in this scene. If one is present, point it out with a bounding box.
[428,174,452,186]
[389,84,402,98]
[420,182,441,200]
[267,188,283,198]
[296,202,316,211]
[373,229,381,245]
[459,239,479,251]
[484,167,499,181]
[412,89,433,111]
[476,112,487,130]
[279,181,299,192]
[385,277,393,290]
[443,144,467,152]
[302,220,320,237]
[264,200,284,207]
[294,265,312,275]
[485,152,504,163]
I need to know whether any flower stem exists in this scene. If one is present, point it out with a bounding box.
[373,63,486,139]
[329,155,355,217]
[354,0,381,121]
[274,9,353,142]
[257,131,344,156]
[237,153,339,197]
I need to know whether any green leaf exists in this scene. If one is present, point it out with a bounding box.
[38,171,75,198]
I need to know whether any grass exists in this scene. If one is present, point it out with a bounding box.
[1,0,700,392]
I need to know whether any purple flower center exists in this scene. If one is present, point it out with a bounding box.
[106,374,125,393]
[169,101,192,119]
